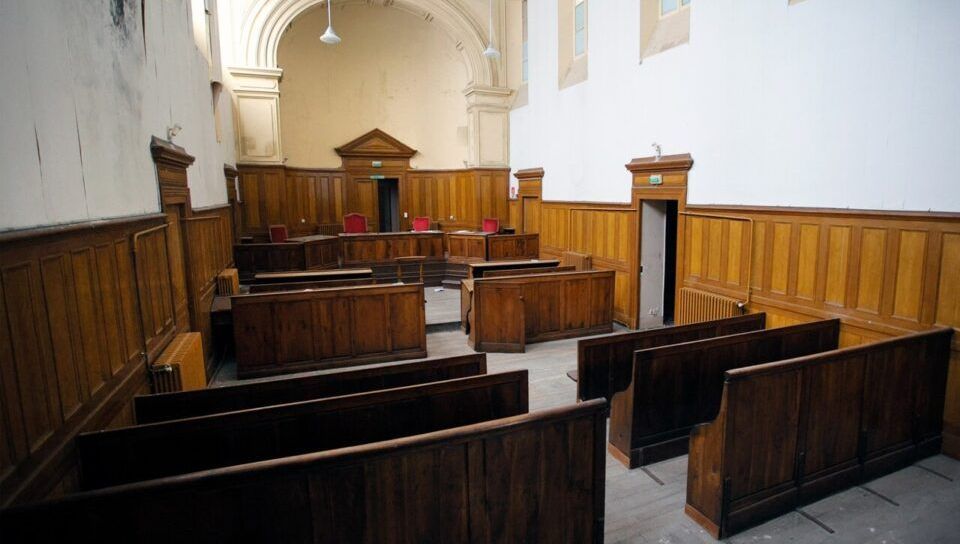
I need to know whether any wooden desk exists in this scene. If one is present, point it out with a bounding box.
[234,235,339,278]
[339,232,445,265]
[251,268,373,284]
[447,232,540,262]
[466,259,560,279]
[287,234,340,270]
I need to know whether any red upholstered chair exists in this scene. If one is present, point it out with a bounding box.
[412,217,431,232]
[268,224,288,243]
[343,213,368,234]
[482,218,500,234]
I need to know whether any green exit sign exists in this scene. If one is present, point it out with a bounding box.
[370,174,385,180]
[649,174,663,185]
[372,161,382,168]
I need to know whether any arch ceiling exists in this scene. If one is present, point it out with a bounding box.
[239,0,501,87]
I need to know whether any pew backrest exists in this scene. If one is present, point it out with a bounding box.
[81,370,528,490]
[232,282,426,378]
[2,400,608,544]
[576,313,767,402]
[609,318,840,467]
[482,265,576,278]
[134,353,488,424]
[686,327,953,538]
[247,277,376,293]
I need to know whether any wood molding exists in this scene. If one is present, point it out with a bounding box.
[625,153,694,175]
[334,128,418,159]
[514,167,545,181]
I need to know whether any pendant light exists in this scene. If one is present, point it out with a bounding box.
[483,0,500,59]
[320,0,341,44]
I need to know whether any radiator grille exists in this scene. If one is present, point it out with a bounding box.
[217,268,240,296]
[150,332,206,393]
[676,287,744,325]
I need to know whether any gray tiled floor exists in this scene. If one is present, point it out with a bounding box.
[216,288,960,543]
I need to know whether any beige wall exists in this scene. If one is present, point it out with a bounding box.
[278,4,471,169]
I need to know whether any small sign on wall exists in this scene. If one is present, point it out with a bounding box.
[371,174,385,180]
[649,174,663,185]
[372,161,382,168]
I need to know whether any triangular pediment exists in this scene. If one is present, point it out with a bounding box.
[334,129,418,159]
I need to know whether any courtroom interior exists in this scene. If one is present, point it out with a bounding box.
[1,0,959,542]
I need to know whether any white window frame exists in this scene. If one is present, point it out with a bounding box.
[660,0,690,19]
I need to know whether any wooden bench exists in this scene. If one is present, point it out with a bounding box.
[576,314,767,403]
[466,259,560,279]
[134,353,487,424]
[609,319,841,468]
[469,270,615,352]
[2,400,608,543]
[686,327,953,538]
[80,370,528,490]
[247,277,376,293]
[233,282,426,378]
[249,268,373,284]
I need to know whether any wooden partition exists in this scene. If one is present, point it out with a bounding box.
[232,283,426,378]
[466,259,560,279]
[339,232,444,265]
[470,270,615,352]
[79,371,528,489]
[460,266,575,331]
[483,265,576,279]
[686,328,953,538]
[447,232,540,263]
[610,319,840,468]
[576,313,767,403]
[250,268,372,284]
[2,400,608,543]
[134,353,487,424]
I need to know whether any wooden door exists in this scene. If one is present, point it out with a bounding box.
[163,204,190,332]
[474,283,525,352]
[522,197,541,234]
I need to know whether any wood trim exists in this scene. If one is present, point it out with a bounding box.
[626,153,694,174]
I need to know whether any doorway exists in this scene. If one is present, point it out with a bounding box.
[377,178,400,232]
[639,200,678,329]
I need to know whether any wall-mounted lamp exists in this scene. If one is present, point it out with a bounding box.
[483,0,500,59]
[167,124,182,141]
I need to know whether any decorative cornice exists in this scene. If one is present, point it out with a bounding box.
[150,136,196,169]
[625,153,693,175]
[514,167,545,181]
[335,128,418,159]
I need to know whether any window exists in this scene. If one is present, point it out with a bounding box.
[574,0,587,57]
[521,0,529,83]
[660,0,690,17]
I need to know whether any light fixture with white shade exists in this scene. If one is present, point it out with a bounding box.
[320,0,341,44]
[483,0,500,59]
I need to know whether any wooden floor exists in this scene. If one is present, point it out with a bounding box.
[214,288,960,543]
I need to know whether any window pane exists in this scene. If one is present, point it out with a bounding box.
[661,0,678,15]
[681,0,691,6]
[575,28,586,56]
[522,42,529,82]
[575,3,586,30]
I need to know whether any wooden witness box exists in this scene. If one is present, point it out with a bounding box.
[447,232,540,263]
[233,234,339,278]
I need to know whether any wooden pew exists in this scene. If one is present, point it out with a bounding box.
[79,370,528,490]
[609,319,840,468]
[469,270,615,352]
[249,268,372,284]
[233,282,426,378]
[460,266,576,331]
[247,277,376,293]
[2,399,606,543]
[686,327,953,538]
[134,353,488,424]
[576,313,767,403]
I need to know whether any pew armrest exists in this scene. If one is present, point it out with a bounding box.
[685,387,729,539]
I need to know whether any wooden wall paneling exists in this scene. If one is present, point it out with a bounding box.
[0,214,161,506]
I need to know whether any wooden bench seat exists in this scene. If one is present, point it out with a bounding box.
[1,400,608,543]
[79,370,528,490]
[609,319,841,468]
[686,327,953,538]
[134,353,487,424]
[575,314,767,403]
[233,282,426,378]
[469,270,616,352]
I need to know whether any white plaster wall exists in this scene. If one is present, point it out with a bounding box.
[277,5,471,168]
[511,0,960,212]
[0,0,234,232]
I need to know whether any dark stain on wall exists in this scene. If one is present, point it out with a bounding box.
[109,0,140,42]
